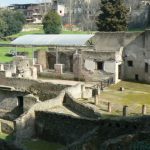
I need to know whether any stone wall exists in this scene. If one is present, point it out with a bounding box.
[123,30,150,83]
[101,131,150,150]
[13,83,97,143]
[14,91,65,142]
[62,116,150,150]
[35,111,99,145]
[63,93,101,119]
[92,32,142,52]
[0,77,67,101]
[92,30,150,83]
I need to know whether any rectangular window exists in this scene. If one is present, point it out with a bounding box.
[128,61,133,67]
[97,61,104,70]
[145,63,148,73]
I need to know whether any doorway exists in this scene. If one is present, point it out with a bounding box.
[118,65,122,79]
[135,74,139,81]
[97,61,104,70]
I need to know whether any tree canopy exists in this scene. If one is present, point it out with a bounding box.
[0,10,26,37]
[42,10,62,34]
[96,0,128,31]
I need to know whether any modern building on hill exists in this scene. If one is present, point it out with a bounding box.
[8,2,53,24]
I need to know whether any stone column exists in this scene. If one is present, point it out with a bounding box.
[81,84,84,99]
[0,64,4,71]
[73,51,82,80]
[123,105,128,117]
[54,64,64,75]
[94,95,99,105]
[37,50,47,69]
[145,29,150,51]
[142,105,147,115]
[108,102,112,113]
[56,47,59,64]
[0,122,1,133]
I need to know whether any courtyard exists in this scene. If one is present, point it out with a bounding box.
[99,81,150,117]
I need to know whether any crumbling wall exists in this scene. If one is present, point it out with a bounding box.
[14,91,65,143]
[0,77,67,101]
[35,111,98,145]
[62,116,150,150]
[63,93,101,119]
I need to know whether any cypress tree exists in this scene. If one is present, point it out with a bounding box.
[96,0,128,31]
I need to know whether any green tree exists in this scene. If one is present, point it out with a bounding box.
[0,19,8,37]
[96,0,128,31]
[2,10,26,36]
[0,10,25,36]
[42,10,61,34]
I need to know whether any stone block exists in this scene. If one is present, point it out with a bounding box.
[34,64,43,73]
[30,67,37,79]
[54,64,64,75]
[5,70,12,78]
[73,53,82,79]
[0,64,4,71]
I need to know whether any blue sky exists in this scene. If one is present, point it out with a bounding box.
[0,0,39,6]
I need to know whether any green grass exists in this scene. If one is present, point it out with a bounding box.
[101,81,150,105]
[7,30,44,39]
[62,30,92,34]
[24,139,65,150]
[0,46,37,63]
[0,133,9,140]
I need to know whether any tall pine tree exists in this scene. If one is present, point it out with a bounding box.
[96,0,128,31]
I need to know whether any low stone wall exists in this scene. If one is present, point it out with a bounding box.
[63,93,101,119]
[35,111,99,145]
[63,116,150,150]
[0,77,67,101]
[65,83,93,99]
[14,90,65,142]
[14,83,99,143]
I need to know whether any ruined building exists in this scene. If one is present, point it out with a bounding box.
[10,29,150,83]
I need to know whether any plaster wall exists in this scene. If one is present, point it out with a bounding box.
[84,59,96,72]
[104,61,116,74]
[92,32,143,52]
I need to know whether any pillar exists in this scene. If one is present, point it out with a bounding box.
[54,64,64,75]
[0,64,4,71]
[94,95,99,105]
[56,47,59,64]
[0,122,1,133]
[73,51,82,80]
[81,84,84,99]
[108,102,112,113]
[123,105,128,117]
[142,105,147,115]
[37,50,47,69]
[145,29,150,51]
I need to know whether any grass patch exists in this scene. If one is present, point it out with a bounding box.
[0,47,35,63]
[0,46,49,63]
[0,132,13,142]
[101,81,150,105]
[62,30,92,34]
[24,139,65,150]
[0,133,8,140]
